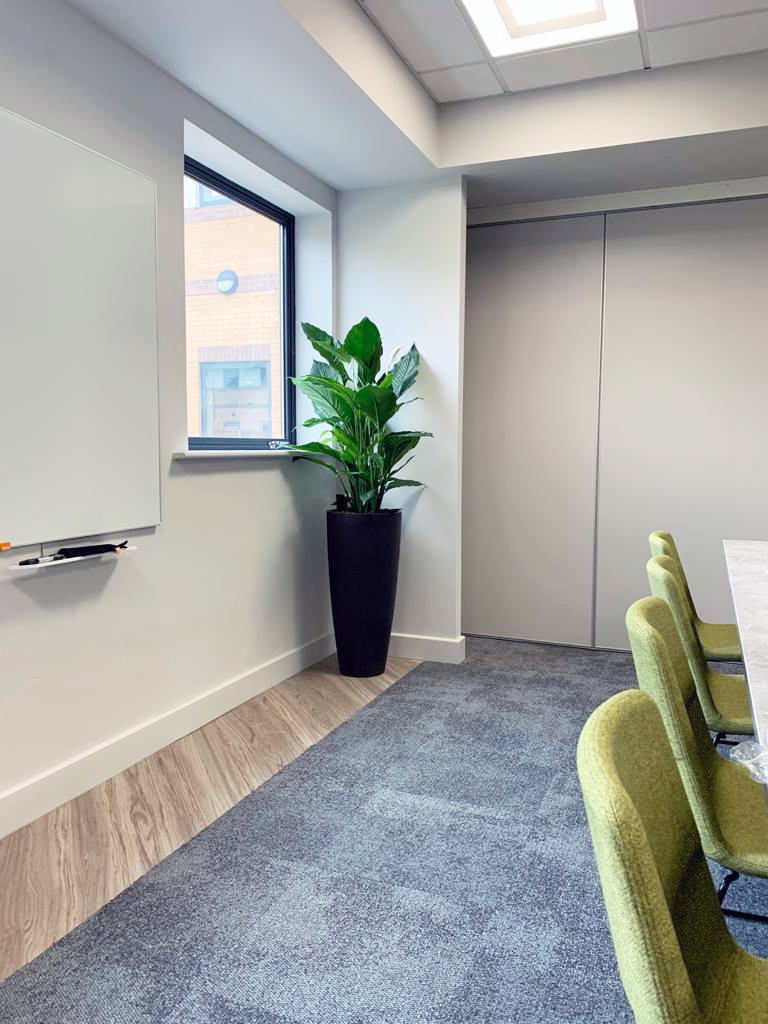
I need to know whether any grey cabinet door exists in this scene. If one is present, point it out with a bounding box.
[595,198,768,649]
[463,216,604,645]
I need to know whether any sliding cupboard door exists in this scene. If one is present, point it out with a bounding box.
[463,217,604,644]
[595,199,768,649]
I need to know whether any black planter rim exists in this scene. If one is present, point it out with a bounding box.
[327,508,402,517]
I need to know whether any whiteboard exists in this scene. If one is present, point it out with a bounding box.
[0,107,160,548]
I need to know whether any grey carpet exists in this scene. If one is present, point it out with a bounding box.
[1,637,766,1023]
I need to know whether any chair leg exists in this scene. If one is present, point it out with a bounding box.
[723,907,768,924]
[718,870,739,904]
[713,733,739,748]
[718,870,768,924]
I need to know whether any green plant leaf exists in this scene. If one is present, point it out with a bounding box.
[387,346,403,368]
[289,323,430,513]
[380,430,431,471]
[355,384,398,427]
[331,426,358,460]
[302,322,351,382]
[343,317,383,383]
[293,376,356,425]
[391,345,420,398]
[285,440,347,464]
[302,322,337,347]
[384,478,423,491]
[311,342,351,382]
[289,453,345,479]
[390,454,416,477]
[310,360,339,381]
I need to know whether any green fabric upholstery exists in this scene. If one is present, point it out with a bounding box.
[697,621,743,664]
[648,531,741,662]
[646,556,752,736]
[577,689,768,1023]
[626,596,768,877]
[649,531,697,621]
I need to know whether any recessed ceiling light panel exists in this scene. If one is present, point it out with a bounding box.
[460,0,638,57]
[499,0,605,40]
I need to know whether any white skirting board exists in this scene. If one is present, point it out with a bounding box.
[0,630,464,839]
[0,633,334,841]
[389,632,466,664]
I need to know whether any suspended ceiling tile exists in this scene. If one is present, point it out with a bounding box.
[496,35,644,93]
[421,62,503,102]
[363,0,486,73]
[642,1,768,32]
[648,10,768,66]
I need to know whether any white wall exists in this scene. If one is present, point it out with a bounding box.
[0,0,335,838]
[280,0,439,164]
[337,179,467,664]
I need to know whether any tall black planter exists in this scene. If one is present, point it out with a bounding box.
[327,509,402,677]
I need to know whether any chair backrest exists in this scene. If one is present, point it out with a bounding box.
[649,531,697,623]
[578,689,732,1024]
[646,556,717,726]
[625,596,726,861]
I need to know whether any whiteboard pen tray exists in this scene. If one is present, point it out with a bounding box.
[9,546,137,573]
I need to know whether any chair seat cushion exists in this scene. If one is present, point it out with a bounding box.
[709,757,768,876]
[705,945,768,1024]
[697,621,742,662]
[707,671,753,735]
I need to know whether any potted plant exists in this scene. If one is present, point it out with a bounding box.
[284,317,431,677]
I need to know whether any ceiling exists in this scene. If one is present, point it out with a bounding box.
[63,0,768,208]
[64,0,437,191]
[358,0,768,102]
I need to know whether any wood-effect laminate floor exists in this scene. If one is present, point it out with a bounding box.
[0,654,418,983]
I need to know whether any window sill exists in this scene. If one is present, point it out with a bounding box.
[173,449,293,461]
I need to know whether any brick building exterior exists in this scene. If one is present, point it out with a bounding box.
[184,178,283,440]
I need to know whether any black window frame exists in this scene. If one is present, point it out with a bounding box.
[184,156,295,452]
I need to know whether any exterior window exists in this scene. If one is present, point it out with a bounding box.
[200,360,271,438]
[198,183,232,207]
[183,157,295,450]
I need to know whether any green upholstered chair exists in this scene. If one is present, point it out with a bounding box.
[648,531,741,662]
[646,555,752,741]
[578,689,768,1023]
[626,595,768,901]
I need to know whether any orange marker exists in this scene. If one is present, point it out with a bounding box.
[0,542,11,551]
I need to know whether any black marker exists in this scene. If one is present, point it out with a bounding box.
[18,554,66,566]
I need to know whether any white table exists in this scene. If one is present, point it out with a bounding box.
[723,539,768,746]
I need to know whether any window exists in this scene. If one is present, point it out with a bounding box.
[198,183,233,208]
[200,361,271,438]
[183,157,295,450]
